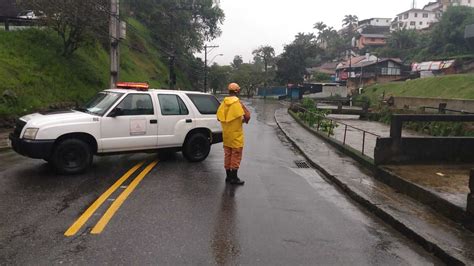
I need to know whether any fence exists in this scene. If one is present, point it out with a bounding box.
[0,17,41,31]
[291,105,380,157]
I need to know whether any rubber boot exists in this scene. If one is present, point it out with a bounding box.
[230,169,245,186]
[225,169,231,183]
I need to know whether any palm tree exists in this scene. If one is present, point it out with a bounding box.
[342,14,359,31]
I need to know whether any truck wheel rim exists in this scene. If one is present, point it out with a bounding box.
[60,146,85,168]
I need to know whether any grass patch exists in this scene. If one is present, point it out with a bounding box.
[359,74,474,105]
[0,18,187,117]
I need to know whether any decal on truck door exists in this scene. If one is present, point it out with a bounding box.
[130,118,147,136]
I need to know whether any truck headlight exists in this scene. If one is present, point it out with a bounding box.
[23,128,39,140]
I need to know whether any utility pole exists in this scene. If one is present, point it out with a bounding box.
[203,45,219,93]
[110,0,120,89]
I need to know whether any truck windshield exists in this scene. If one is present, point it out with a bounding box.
[78,92,124,116]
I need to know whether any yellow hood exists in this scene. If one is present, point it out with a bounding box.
[217,96,244,123]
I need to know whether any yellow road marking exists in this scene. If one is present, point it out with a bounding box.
[64,162,145,237]
[91,160,159,234]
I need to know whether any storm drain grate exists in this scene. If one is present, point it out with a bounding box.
[294,160,311,169]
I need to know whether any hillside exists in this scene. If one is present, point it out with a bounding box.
[359,74,474,105]
[0,19,188,117]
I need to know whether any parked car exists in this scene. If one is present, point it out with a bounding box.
[17,10,44,20]
[9,82,223,174]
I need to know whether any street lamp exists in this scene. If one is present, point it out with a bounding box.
[204,53,223,93]
[209,54,224,65]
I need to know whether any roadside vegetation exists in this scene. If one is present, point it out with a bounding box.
[358,74,474,106]
[0,0,225,118]
[0,19,171,117]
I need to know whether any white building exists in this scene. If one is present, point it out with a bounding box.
[391,0,474,32]
[440,0,474,11]
[358,18,392,28]
[391,9,438,31]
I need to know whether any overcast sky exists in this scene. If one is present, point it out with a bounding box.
[197,0,432,65]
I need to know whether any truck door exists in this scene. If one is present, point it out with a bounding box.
[100,93,158,152]
[156,94,195,147]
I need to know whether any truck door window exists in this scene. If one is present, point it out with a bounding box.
[186,94,220,114]
[158,95,189,115]
[115,94,154,116]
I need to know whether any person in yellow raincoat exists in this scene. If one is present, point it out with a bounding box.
[216,83,250,185]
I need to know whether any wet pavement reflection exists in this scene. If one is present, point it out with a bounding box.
[211,185,241,265]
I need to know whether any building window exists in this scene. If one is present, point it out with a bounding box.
[414,13,418,17]
[423,13,429,18]
[410,21,416,26]
[404,13,409,19]
[419,21,423,25]
[399,15,402,20]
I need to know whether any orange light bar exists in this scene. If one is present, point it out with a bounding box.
[116,82,150,91]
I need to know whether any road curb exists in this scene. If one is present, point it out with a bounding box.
[275,110,465,265]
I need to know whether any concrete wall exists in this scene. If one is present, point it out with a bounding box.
[392,96,474,113]
[348,75,402,90]
[306,85,348,98]
[374,137,474,165]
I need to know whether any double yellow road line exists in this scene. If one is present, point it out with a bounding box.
[65,160,158,236]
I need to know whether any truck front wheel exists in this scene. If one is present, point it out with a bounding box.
[182,133,211,162]
[51,138,93,174]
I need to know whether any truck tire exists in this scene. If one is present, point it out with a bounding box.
[51,138,93,174]
[182,132,211,162]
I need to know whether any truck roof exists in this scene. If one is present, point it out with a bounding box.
[104,89,210,95]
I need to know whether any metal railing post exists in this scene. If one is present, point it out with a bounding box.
[362,131,366,155]
[343,125,348,145]
[328,120,332,137]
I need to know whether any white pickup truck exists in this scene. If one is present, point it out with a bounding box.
[9,82,223,174]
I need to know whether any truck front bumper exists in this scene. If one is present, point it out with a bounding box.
[9,133,55,159]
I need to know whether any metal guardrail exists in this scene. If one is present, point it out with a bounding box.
[390,114,474,139]
[0,17,41,31]
[421,106,473,115]
[293,106,380,156]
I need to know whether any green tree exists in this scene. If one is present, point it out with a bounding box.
[21,0,108,56]
[209,63,232,94]
[427,6,474,57]
[232,63,263,97]
[276,33,319,84]
[124,0,224,54]
[342,14,359,29]
[231,55,244,69]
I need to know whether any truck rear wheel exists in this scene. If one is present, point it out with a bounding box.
[182,133,211,162]
[51,138,92,174]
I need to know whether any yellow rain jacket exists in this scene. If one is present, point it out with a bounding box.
[217,96,245,148]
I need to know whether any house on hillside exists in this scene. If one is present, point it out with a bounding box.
[412,60,457,78]
[305,62,339,82]
[357,18,392,28]
[391,8,439,31]
[336,57,407,90]
[355,25,391,50]
[439,0,474,11]
[0,0,19,18]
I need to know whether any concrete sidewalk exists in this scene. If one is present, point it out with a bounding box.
[275,108,474,265]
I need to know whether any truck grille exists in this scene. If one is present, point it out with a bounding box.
[13,119,26,138]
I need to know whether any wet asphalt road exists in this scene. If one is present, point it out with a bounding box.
[0,100,441,265]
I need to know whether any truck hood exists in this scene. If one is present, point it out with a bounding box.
[21,110,96,128]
